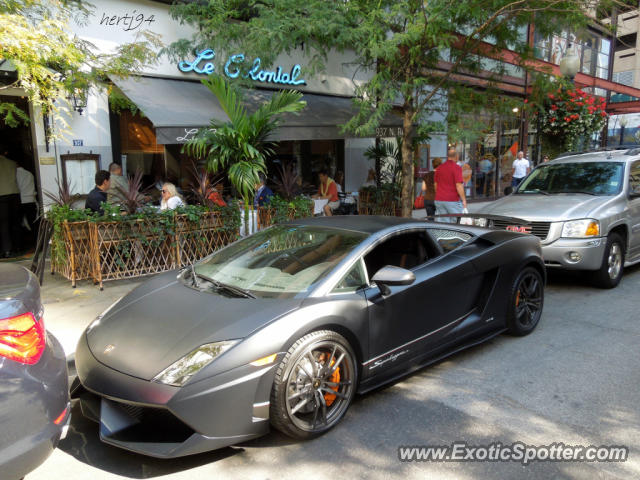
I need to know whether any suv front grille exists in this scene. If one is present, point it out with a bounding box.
[491,220,551,240]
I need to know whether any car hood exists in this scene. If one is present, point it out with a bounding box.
[86,272,301,380]
[478,193,609,221]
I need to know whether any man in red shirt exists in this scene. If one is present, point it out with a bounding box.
[313,169,339,216]
[434,147,467,223]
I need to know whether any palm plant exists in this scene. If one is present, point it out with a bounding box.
[364,137,404,188]
[184,76,306,231]
[273,162,301,200]
[187,160,223,208]
[115,170,148,215]
[43,175,78,207]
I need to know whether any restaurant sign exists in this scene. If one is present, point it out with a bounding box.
[178,49,306,86]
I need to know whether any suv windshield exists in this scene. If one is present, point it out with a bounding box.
[191,225,366,299]
[517,162,624,196]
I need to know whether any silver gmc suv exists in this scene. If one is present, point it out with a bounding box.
[477,148,640,288]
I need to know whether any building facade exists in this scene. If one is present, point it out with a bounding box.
[0,0,447,211]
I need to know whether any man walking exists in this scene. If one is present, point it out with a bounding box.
[511,151,530,188]
[434,147,467,223]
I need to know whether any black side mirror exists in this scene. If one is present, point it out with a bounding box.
[371,265,416,295]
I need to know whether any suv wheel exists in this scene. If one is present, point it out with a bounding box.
[592,233,625,289]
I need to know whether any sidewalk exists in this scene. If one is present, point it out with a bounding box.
[12,258,145,357]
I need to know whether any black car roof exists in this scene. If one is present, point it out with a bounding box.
[285,215,426,234]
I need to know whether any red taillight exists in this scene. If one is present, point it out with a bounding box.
[0,312,46,365]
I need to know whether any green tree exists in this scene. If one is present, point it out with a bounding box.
[0,0,160,130]
[170,0,618,216]
[184,75,306,224]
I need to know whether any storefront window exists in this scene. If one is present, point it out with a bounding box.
[534,30,610,80]
[450,107,538,200]
[113,109,346,202]
[117,111,165,194]
[269,140,345,195]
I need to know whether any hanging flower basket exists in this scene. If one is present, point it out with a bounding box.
[533,84,608,153]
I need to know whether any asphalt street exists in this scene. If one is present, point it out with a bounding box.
[27,262,640,480]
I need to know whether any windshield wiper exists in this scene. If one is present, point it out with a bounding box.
[195,273,256,298]
[518,189,551,195]
[562,190,598,196]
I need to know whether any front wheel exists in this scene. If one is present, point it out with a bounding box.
[506,266,544,336]
[270,330,357,439]
[591,233,625,289]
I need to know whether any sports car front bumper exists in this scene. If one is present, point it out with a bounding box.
[74,333,276,458]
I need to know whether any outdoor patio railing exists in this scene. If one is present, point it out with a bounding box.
[51,212,239,289]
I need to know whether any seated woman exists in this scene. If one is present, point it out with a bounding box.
[160,182,185,210]
[312,169,339,216]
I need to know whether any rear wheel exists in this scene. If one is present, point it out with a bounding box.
[270,330,357,439]
[506,267,544,336]
[591,233,625,289]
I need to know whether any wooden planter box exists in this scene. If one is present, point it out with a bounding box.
[52,212,238,289]
[358,189,401,216]
[256,201,314,229]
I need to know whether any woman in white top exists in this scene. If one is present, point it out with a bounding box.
[160,182,185,210]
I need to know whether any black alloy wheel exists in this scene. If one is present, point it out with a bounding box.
[270,330,357,439]
[507,266,544,336]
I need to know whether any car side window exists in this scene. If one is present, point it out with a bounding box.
[629,161,640,195]
[332,259,367,293]
[428,228,473,253]
[363,230,439,279]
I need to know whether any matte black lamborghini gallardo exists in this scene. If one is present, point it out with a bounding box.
[73,216,545,458]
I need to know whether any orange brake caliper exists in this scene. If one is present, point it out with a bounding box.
[324,359,340,406]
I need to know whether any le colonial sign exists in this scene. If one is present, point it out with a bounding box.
[178,49,306,86]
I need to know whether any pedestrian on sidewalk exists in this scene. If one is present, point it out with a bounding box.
[511,151,530,187]
[0,145,21,257]
[434,147,467,223]
[422,157,442,220]
[16,160,39,250]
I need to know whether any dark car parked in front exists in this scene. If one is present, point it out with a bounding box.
[0,264,70,480]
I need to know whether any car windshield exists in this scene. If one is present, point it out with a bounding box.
[517,161,624,196]
[193,225,367,299]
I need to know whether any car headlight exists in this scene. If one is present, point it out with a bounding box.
[561,219,600,238]
[473,218,488,227]
[152,340,239,387]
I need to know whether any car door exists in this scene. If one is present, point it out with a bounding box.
[361,228,486,377]
[626,160,640,260]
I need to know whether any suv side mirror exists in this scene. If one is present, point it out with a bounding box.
[371,265,415,295]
